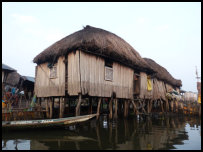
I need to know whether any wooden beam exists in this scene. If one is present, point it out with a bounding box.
[76,94,82,116]
[97,98,102,120]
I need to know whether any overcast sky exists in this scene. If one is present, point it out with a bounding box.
[2,2,201,92]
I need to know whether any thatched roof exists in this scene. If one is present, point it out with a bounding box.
[143,58,182,87]
[33,25,154,73]
[5,71,21,86]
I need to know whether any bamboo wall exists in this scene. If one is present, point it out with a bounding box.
[34,56,65,97]
[139,72,153,99]
[68,50,134,99]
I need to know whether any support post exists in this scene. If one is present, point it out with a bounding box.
[45,98,50,118]
[124,100,129,118]
[49,97,53,118]
[131,100,138,115]
[165,98,169,112]
[114,98,118,119]
[59,97,65,118]
[97,98,102,120]
[89,97,93,114]
[76,94,82,116]
[109,97,113,119]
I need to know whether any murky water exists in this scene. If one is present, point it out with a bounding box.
[2,115,201,150]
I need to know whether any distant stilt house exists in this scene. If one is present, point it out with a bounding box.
[33,25,155,119]
[143,58,182,113]
[4,71,21,89]
[21,76,35,100]
[2,63,16,89]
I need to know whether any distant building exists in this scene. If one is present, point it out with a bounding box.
[2,63,16,85]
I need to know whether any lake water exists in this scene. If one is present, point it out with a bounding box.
[2,115,201,150]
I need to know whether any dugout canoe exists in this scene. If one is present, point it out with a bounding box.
[2,114,97,130]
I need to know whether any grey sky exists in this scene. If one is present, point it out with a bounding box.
[2,2,201,92]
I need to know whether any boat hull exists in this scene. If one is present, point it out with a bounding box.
[2,114,97,130]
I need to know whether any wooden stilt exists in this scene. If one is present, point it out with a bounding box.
[114,98,118,119]
[45,98,49,118]
[147,100,150,114]
[165,98,169,112]
[109,97,113,119]
[76,94,82,116]
[160,99,164,113]
[89,98,93,114]
[49,97,53,118]
[68,99,71,114]
[131,100,138,115]
[118,99,122,116]
[101,99,103,114]
[64,97,67,116]
[149,99,153,114]
[59,97,64,118]
[124,100,129,118]
[97,98,102,120]
[170,101,174,112]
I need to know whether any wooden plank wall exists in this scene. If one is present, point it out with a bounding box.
[152,78,167,100]
[68,50,134,99]
[139,72,153,99]
[165,83,173,92]
[34,56,65,97]
[152,78,161,100]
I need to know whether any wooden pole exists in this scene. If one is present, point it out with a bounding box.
[76,94,82,116]
[124,100,129,118]
[165,98,169,112]
[114,98,118,119]
[170,101,174,112]
[68,99,71,114]
[59,97,65,118]
[49,97,53,119]
[109,97,113,119]
[64,97,67,116]
[97,98,102,120]
[45,98,49,118]
[147,99,150,114]
[131,100,138,115]
[89,97,93,114]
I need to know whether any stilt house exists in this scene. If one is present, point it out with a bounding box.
[33,25,155,118]
[143,58,182,112]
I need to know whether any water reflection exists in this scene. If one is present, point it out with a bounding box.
[2,115,201,150]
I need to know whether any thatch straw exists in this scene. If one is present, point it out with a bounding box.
[5,71,21,87]
[33,25,154,73]
[143,58,182,87]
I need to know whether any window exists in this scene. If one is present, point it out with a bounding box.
[105,59,113,81]
[50,66,57,79]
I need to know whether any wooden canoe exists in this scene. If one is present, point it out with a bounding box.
[2,114,97,130]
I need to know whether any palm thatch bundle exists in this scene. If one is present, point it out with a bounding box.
[33,25,154,73]
[143,58,182,87]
